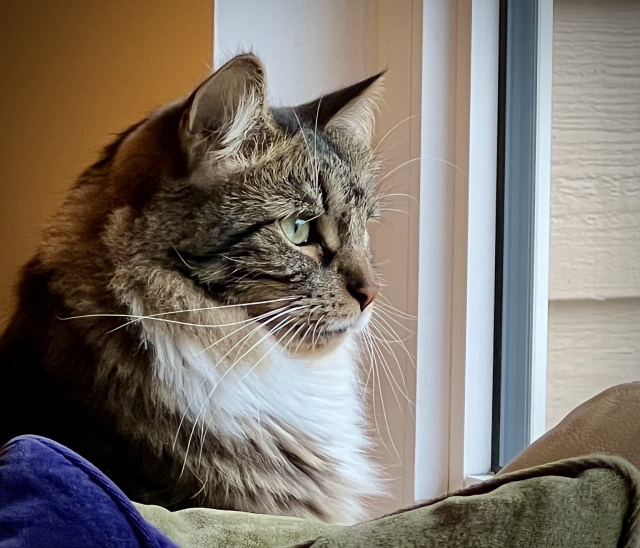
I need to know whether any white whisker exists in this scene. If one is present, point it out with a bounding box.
[376,298,417,320]
[380,208,410,216]
[371,313,416,371]
[368,324,414,415]
[368,332,400,461]
[373,114,420,154]
[180,313,298,475]
[313,97,322,191]
[378,192,420,207]
[377,157,422,185]
[373,306,413,333]
[367,329,405,416]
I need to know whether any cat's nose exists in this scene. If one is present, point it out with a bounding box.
[348,281,380,311]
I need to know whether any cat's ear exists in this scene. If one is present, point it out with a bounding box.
[293,72,385,147]
[182,53,267,154]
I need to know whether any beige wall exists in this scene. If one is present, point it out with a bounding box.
[547,0,640,428]
[0,0,213,326]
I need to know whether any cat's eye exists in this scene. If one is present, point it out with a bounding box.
[279,215,310,246]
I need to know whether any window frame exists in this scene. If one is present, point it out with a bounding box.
[492,0,554,471]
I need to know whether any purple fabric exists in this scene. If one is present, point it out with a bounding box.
[0,435,179,548]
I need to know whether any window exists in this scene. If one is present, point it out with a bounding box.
[493,0,640,472]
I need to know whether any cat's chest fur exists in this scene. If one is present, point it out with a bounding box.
[145,325,379,523]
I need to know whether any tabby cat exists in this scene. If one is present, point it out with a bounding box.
[0,54,385,524]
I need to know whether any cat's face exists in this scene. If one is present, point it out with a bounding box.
[106,55,383,358]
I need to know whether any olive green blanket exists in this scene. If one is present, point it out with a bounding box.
[135,455,640,547]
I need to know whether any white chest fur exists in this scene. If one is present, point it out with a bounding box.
[145,326,378,503]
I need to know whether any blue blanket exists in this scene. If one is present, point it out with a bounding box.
[0,435,178,548]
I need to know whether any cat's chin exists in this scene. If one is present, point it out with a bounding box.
[286,334,350,360]
[282,308,373,360]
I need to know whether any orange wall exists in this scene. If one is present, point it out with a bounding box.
[0,0,213,326]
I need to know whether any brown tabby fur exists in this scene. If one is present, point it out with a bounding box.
[0,54,385,523]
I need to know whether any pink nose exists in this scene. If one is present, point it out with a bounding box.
[349,282,380,311]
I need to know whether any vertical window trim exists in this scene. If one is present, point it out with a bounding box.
[530,0,554,445]
[416,0,500,498]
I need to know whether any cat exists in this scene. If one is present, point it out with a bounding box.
[0,53,385,524]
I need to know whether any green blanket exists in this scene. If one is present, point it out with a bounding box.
[135,455,640,547]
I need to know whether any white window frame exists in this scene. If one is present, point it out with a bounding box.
[530,0,554,444]
[415,0,500,498]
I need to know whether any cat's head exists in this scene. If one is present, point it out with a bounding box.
[49,54,384,359]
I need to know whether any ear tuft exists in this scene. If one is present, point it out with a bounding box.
[183,54,267,153]
[325,72,385,146]
[280,72,385,147]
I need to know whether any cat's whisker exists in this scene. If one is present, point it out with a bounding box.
[192,316,302,463]
[313,97,322,192]
[228,313,302,370]
[171,244,196,270]
[195,316,270,354]
[374,139,414,161]
[66,309,288,331]
[375,303,416,324]
[376,155,468,193]
[377,296,417,319]
[181,314,298,475]
[377,157,421,185]
[63,296,298,324]
[305,305,317,326]
[231,317,303,398]
[281,320,308,359]
[368,322,411,391]
[225,306,308,362]
[373,114,420,154]
[310,313,326,349]
[379,192,420,207]
[370,314,411,342]
[194,305,299,356]
[173,318,265,452]
[367,330,402,412]
[368,324,414,415]
[292,322,313,357]
[365,330,400,461]
[360,333,386,451]
[118,301,293,337]
[216,305,307,361]
[173,305,305,451]
[372,306,414,333]
[379,208,410,216]
[190,478,208,500]
[292,109,319,192]
[367,329,407,419]
[370,313,416,371]
[422,155,468,176]
[372,342,401,462]
[362,358,373,401]
[292,305,321,356]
